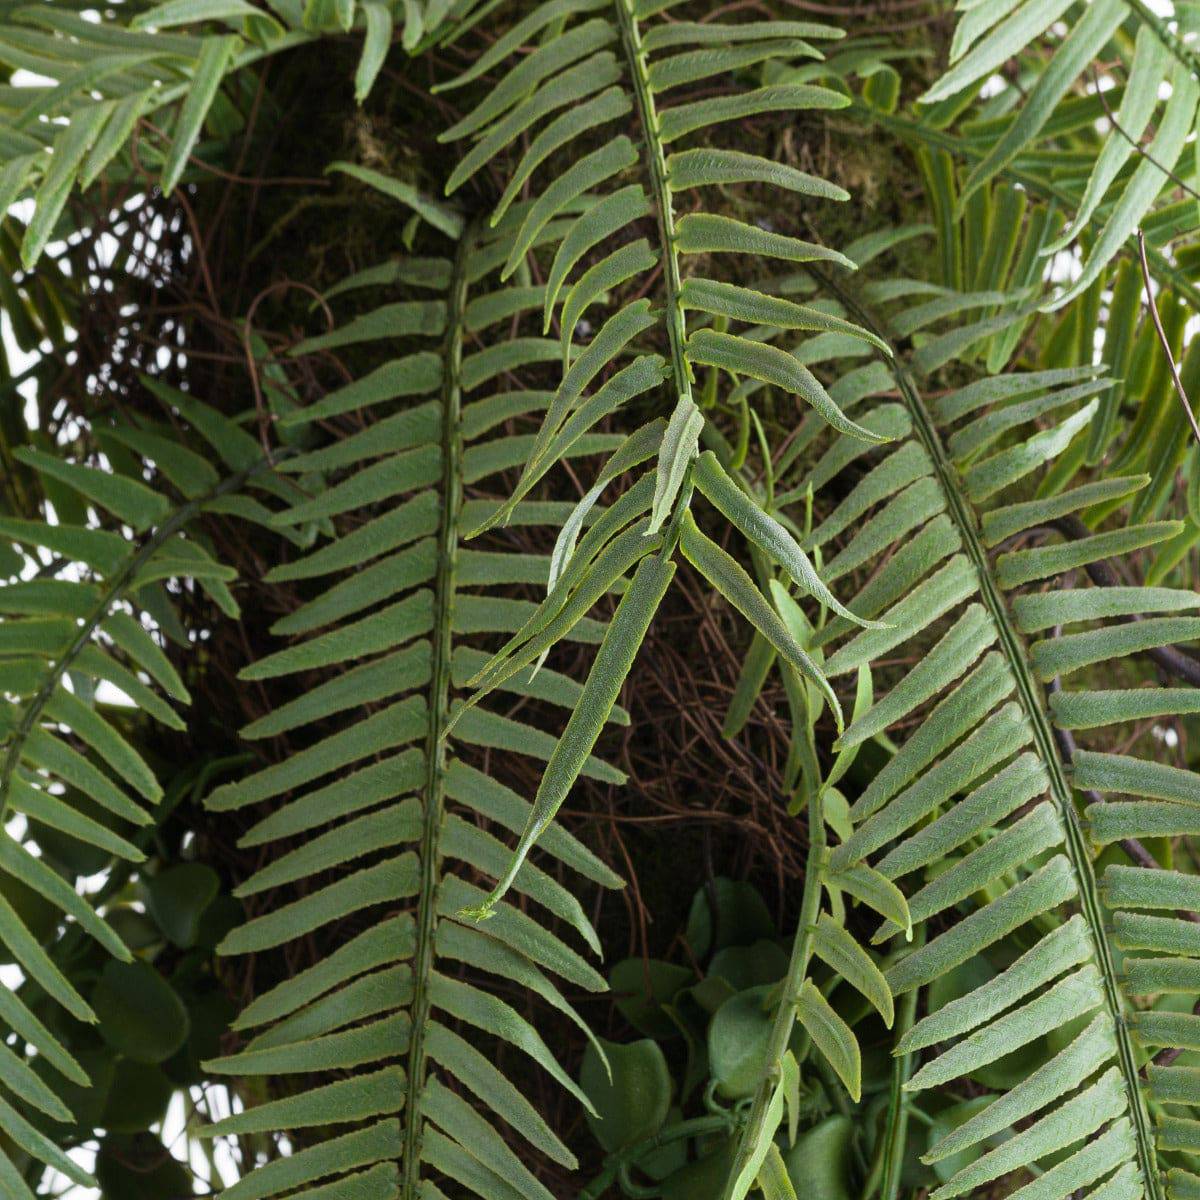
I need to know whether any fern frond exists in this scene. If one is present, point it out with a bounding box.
[763,270,1200,1200]
[206,200,626,1200]
[431,0,908,908]
[0,398,264,1192]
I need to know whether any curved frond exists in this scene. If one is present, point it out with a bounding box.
[432,0,907,908]
[759,271,1200,1200]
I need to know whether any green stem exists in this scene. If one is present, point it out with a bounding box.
[400,218,473,1200]
[820,274,1164,1200]
[615,0,693,411]
[722,785,827,1200]
[579,1116,735,1200]
[877,926,923,1200]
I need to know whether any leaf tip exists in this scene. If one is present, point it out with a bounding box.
[456,901,496,923]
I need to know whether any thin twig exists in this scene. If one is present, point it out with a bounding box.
[1090,66,1200,204]
[1137,228,1200,448]
[241,281,335,460]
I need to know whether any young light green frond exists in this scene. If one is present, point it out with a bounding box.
[666,147,848,199]
[0,5,323,269]
[692,451,880,628]
[460,552,673,919]
[680,278,890,354]
[956,0,1125,209]
[1044,25,1170,254]
[642,19,843,52]
[796,978,861,1101]
[680,514,842,729]
[686,331,887,444]
[328,162,465,239]
[922,0,1075,104]
[812,913,893,1026]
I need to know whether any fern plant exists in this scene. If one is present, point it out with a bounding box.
[196,7,916,1190]
[921,0,1199,313]
[3,0,1200,1197]
[434,0,897,916]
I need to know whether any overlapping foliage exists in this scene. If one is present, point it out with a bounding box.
[3,1,1200,1198]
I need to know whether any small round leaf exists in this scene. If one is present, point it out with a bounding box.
[102,1060,174,1133]
[581,1037,671,1152]
[686,879,776,960]
[146,864,220,948]
[708,985,775,1099]
[93,961,190,1065]
[610,958,693,1039]
[783,1114,855,1200]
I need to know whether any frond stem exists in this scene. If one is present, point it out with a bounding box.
[722,783,826,1199]
[400,219,473,1198]
[615,0,693,410]
[1136,228,1200,448]
[876,926,922,1200]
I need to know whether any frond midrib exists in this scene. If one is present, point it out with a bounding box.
[401,218,473,1197]
[825,278,1162,1200]
[723,797,828,1196]
[906,367,1161,1200]
[615,0,693,409]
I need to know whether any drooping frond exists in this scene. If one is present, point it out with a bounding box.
[756,268,1200,1200]
[203,197,626,1200]
[430,0,904,908]
[0,397,262,1195]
